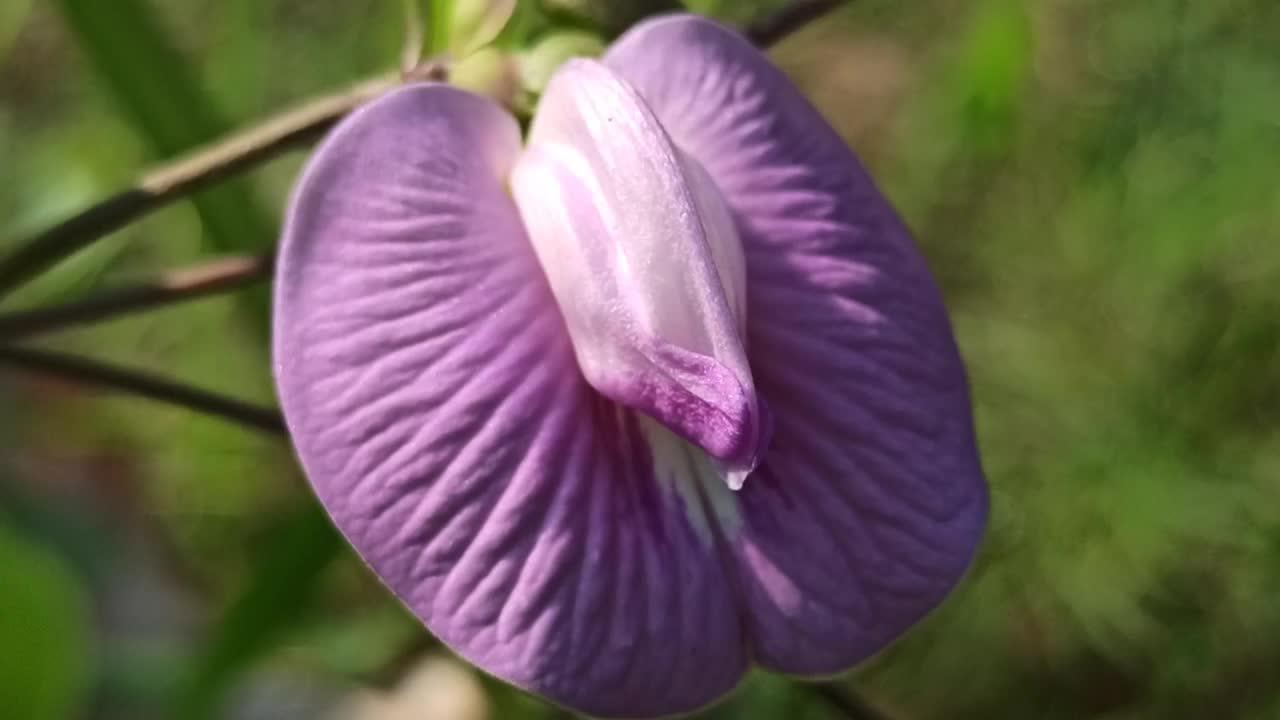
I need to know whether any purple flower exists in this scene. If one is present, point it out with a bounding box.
[273,13,986,719]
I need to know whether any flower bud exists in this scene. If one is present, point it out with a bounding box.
[450,47,520,109]
[449,0,516,56]
[517,31,605,95]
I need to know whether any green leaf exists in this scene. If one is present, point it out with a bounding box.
[55,0,275,326]
[0,522,92,720]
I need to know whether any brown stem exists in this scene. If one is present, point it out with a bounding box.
[747,0,849,47]
[0,345,286,435]
[0,4,845,304]
[0,74,397,301]
[0,253,273,341]
[0,3,851,436]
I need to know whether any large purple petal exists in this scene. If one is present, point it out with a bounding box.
[606,16,988,673]
[273,84,746,717]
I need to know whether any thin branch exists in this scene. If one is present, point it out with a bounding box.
[0,345,285,435]
[747,0,849,47]
[0,4,842,304]
[0,74,397,301]
[811,681,895,720]
[0,253,273,341]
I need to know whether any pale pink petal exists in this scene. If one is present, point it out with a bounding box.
[511,59,768,487]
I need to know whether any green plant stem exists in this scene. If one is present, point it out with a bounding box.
[747,0,848,47]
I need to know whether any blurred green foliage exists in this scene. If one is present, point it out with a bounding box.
[1,0,1278,718]
[172,503,343,720]
[56,0,277,327]
[0,519,91,720]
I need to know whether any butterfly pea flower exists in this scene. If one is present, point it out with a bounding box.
[273,13,986,719]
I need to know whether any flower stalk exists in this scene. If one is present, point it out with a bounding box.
[0,253,273,341]
[0,345,285,434]
[0,74,397,300]
[0,0,848,303]
[745,0,848,47]
[0,1,851,441]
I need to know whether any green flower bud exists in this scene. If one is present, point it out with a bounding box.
[450,0,517,56]
[517,31,605,96]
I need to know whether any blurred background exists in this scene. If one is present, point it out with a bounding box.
[2,0,1278,718]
